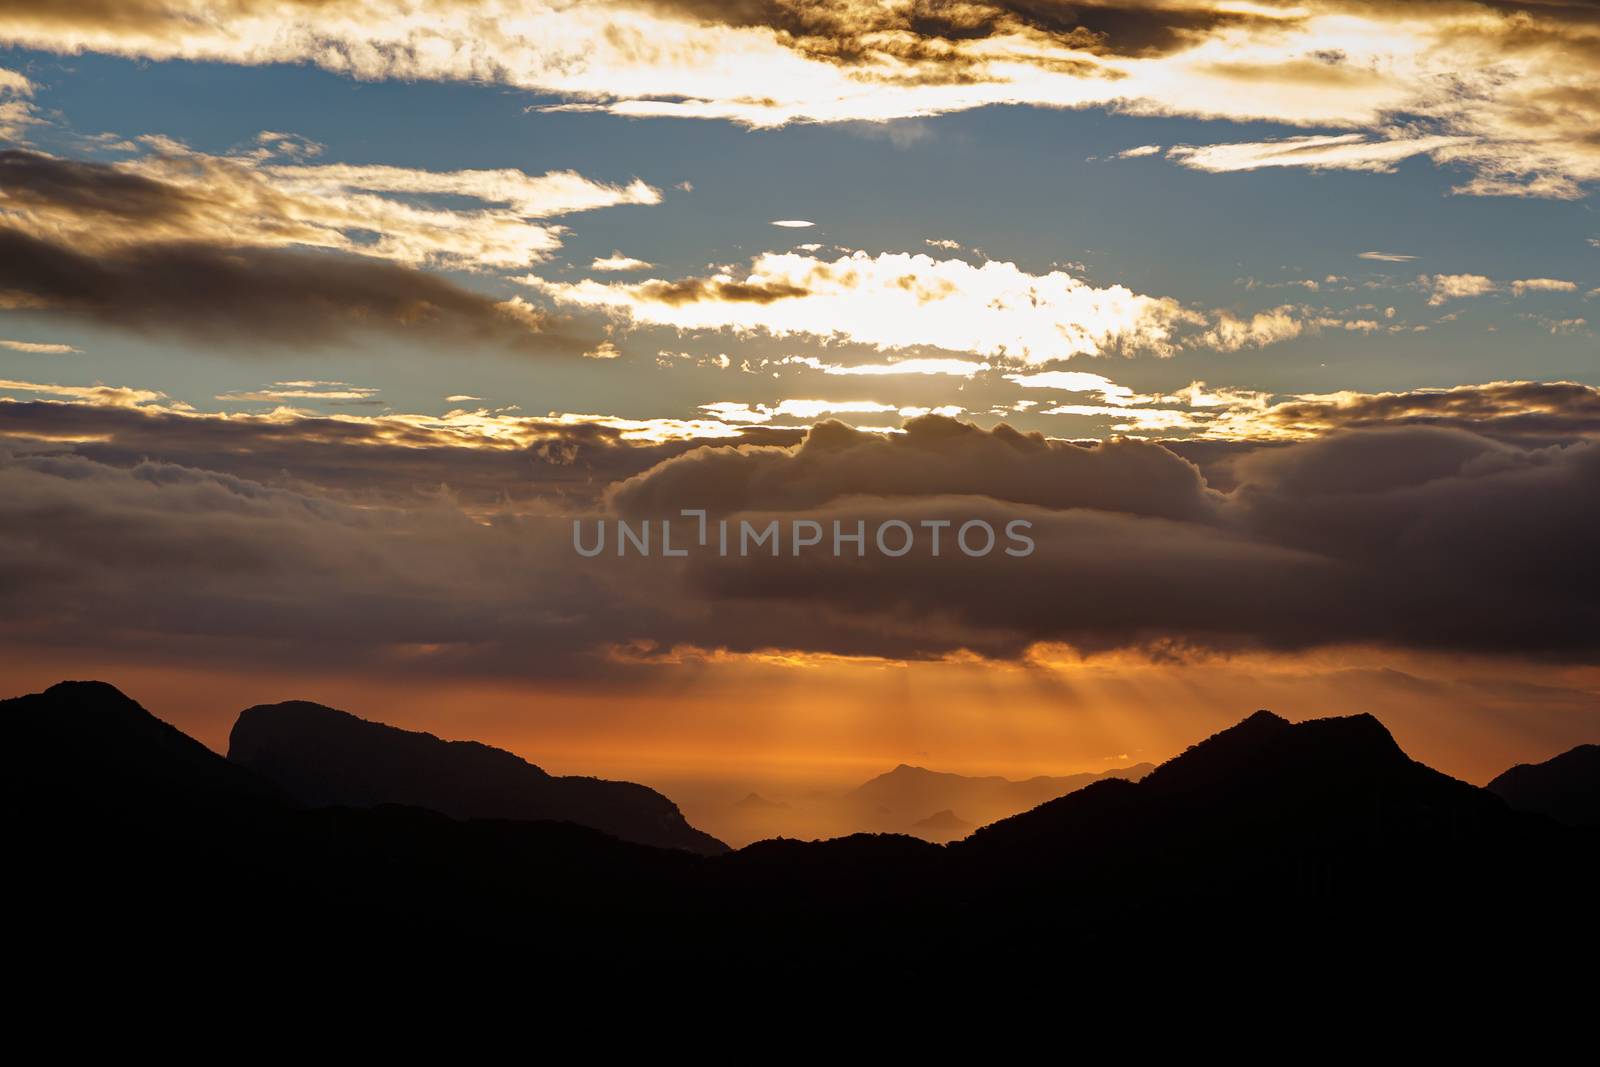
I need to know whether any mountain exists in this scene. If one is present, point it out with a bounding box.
[7,681,1597,972]
[3,681,708,966]
[733,792,789,811]
[1487,744,1600,827]
[959,710,1521,862]
[1,679,282,815]
[228,699,727,854]
[693,760,1155,845]
[949,710,1586,952]
[909,809,974,842]
[846,761,1155,830]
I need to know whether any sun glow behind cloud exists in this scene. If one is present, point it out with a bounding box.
[4,3,1600,196]
[521,250,1205,361]
[2,1,1600,798]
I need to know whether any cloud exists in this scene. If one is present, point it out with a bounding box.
[1425,273,1497,305]
[0,66,30,97]
[771,220,815,228]
[6,3,1600,195]
[0,65,40,140]
[1196,305,1305,351]
[1,145,658,271]
[0,394,802,513]
[609,415,1600,661]
[1114,144,1162,159]
[779,355,991,377]
[0,225,566,349]
[998,376,1600,445]
[7,396,1600,672]
[217,381,381,404]
[591,252,654,271]
[1167,133,1470,174]
[0,143,663,349]
[1003,370,1147,406]
[1038,404,1200,432]
[1225,380,1600,444]
[0,339,79,354]
[520,250,1206,362]
[1,376,169,408]
[609,415,1219,522]
[699,399,898,424]
[1511,278,1578,296]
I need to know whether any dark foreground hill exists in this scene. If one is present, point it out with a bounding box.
[1487,743,1600,827]
[5,682,1596,974]
[228,699,727,854]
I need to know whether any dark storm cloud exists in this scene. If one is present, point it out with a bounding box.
[4,400,1600,674]
[608,414,1221,522]
[1257,380,1600,444]
[0,400,802,510]
[0,146,628,349]
[0,148,203,223]
[615,415,1600,661]
[636,277,812,306]
[643,0,1280,61]
[0,447,638,676]
[0,226,567,349]
[0,440,906,679]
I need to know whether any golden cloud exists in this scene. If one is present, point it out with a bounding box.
[519,250,1206,362]
[2,3,1599,194]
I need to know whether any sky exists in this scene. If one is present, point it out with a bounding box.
[3,1,1600,804]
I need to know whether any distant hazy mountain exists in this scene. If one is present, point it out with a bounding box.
[910,809,974,842]
[847,761,1155,837]
[704,760,1155,844]
[228,699,727,854]
[733,792,790,811]
[1487,744,1600,827]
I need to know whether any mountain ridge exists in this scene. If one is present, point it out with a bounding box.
[1487,743,1600,827]
[228,698,728,854]
[7,679,1597,970]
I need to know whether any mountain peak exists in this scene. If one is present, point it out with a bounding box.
[39,680,155,727]
[734,792,789,811]
[228,698,726,854]
[911,809,974,840]
[44,679,136,700]
[1139,709,1407,799]
[1487,743,1600,827]
[4,680,280,807]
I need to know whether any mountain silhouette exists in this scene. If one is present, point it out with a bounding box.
[845,761,1154,829]
[6,681,1597,972]
[1487,744,1600,827]
[948,709,1584,952]
[733,791,790,810]
[700,760,1154,844]
[2,680,282,814]
[228,699,727,854]
[909,808,974,842]
[960,710,1520,859]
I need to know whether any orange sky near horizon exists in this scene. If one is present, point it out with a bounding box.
[5,641,1597,803]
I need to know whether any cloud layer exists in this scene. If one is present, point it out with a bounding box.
[0,144,659,347]
[4,2,1600,195]
[5,388,1600,675]
[523,250,1219,361]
